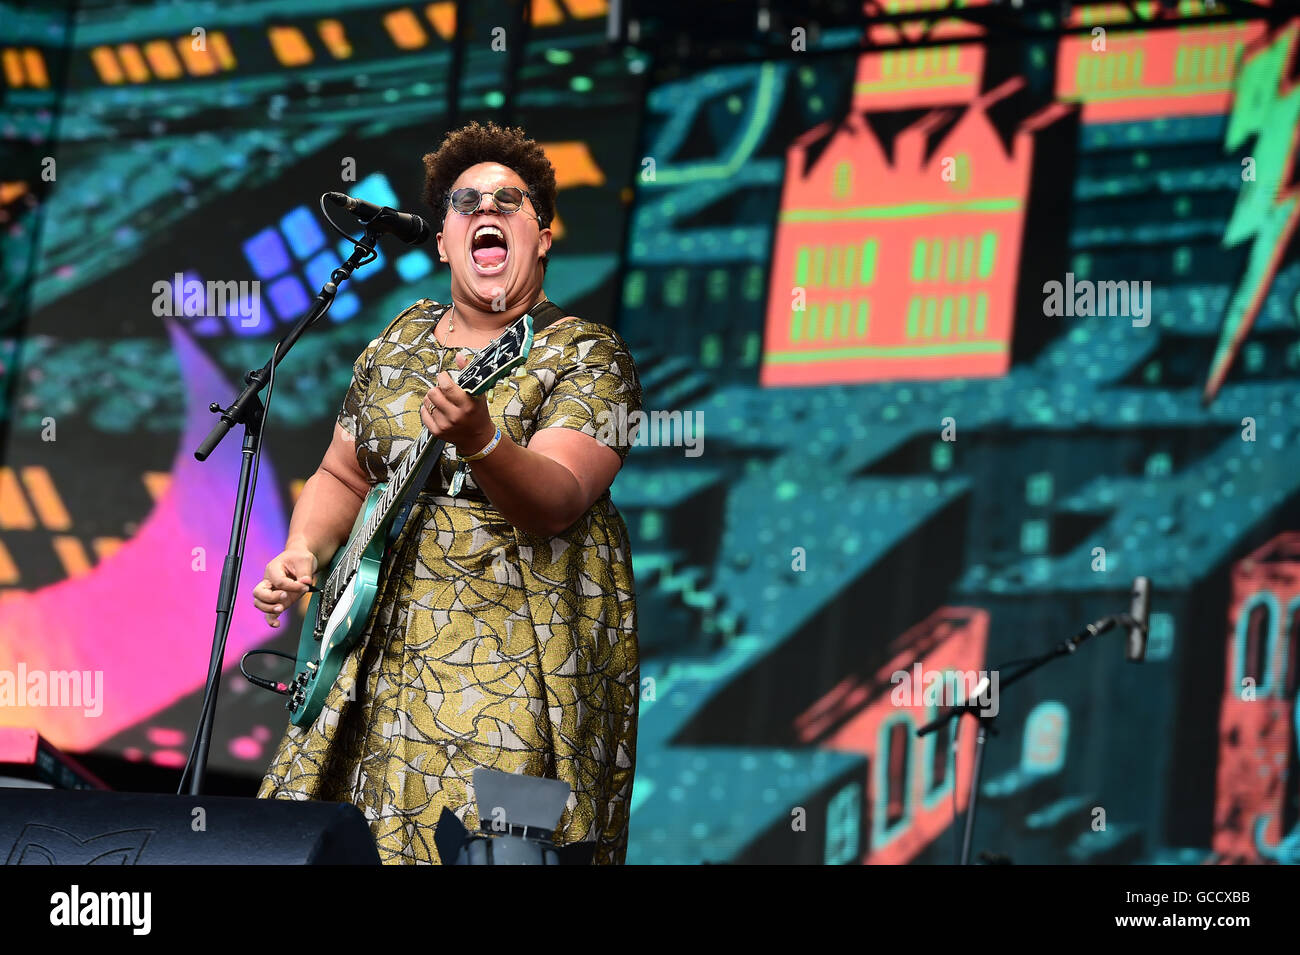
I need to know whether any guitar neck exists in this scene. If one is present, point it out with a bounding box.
[371,424,448,536]
[322,425,446,606]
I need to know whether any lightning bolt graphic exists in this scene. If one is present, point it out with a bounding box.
[1206,22,1300,405]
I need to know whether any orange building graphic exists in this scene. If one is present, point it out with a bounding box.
[761,76,1071,386]
[854,0,988,111]
[1056,1,1271,121]
[1213,532,1300,862]
[795,607,990,864]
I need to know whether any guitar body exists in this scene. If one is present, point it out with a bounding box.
[289,484,387,726]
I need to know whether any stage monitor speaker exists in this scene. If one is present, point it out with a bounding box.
[0,729,110,790]
[0,790,380,864]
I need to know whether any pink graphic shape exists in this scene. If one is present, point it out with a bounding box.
[0,319,288,752]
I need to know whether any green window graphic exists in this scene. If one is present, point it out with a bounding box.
[824,783,861,865]
[1020,519,1048,555]
[922,296,937,338]
[860,239,878,285]
[977,232,997,279]
[1026,472,1054,505]
[911,239,927,282]
[707,268,728,302]
[928,239,943,280]
[833,161,852,200]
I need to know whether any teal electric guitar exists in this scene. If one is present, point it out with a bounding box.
[283,300,562,726]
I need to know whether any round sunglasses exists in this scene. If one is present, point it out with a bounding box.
[447,185,532,216]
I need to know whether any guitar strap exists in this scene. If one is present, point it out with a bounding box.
[385,297,566,547]
[528,298,567,333]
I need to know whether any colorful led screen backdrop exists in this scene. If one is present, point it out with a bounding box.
[2,0,1298,864]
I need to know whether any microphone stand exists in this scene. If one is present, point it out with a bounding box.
[916,613,1137,865]
[179,221,385,796]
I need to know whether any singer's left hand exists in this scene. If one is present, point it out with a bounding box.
[420,351,496,455]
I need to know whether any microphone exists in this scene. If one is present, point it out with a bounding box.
[325,192,430,245]
[1124,576,1151,662]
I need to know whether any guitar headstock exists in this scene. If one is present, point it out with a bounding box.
[453,314,536,396]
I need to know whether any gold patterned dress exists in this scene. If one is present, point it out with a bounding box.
[256,298,641,865]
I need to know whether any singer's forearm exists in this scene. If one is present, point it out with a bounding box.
[466,433,588,537]
[284,467,367,569]
[422,367,618,537]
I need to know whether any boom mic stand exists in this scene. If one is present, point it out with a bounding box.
[916,610,1146,865]
[178,218,386,796]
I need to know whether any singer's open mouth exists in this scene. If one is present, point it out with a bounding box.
[470,224,509,275]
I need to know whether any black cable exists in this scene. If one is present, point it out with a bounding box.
[239,648,295,696]
[318,194,379,264]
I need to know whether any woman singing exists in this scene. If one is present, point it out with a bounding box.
[252,121,641,865]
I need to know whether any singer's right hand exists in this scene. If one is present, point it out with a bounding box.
[253,546,318,627]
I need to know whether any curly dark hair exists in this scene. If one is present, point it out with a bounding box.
[421,121,557,268]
